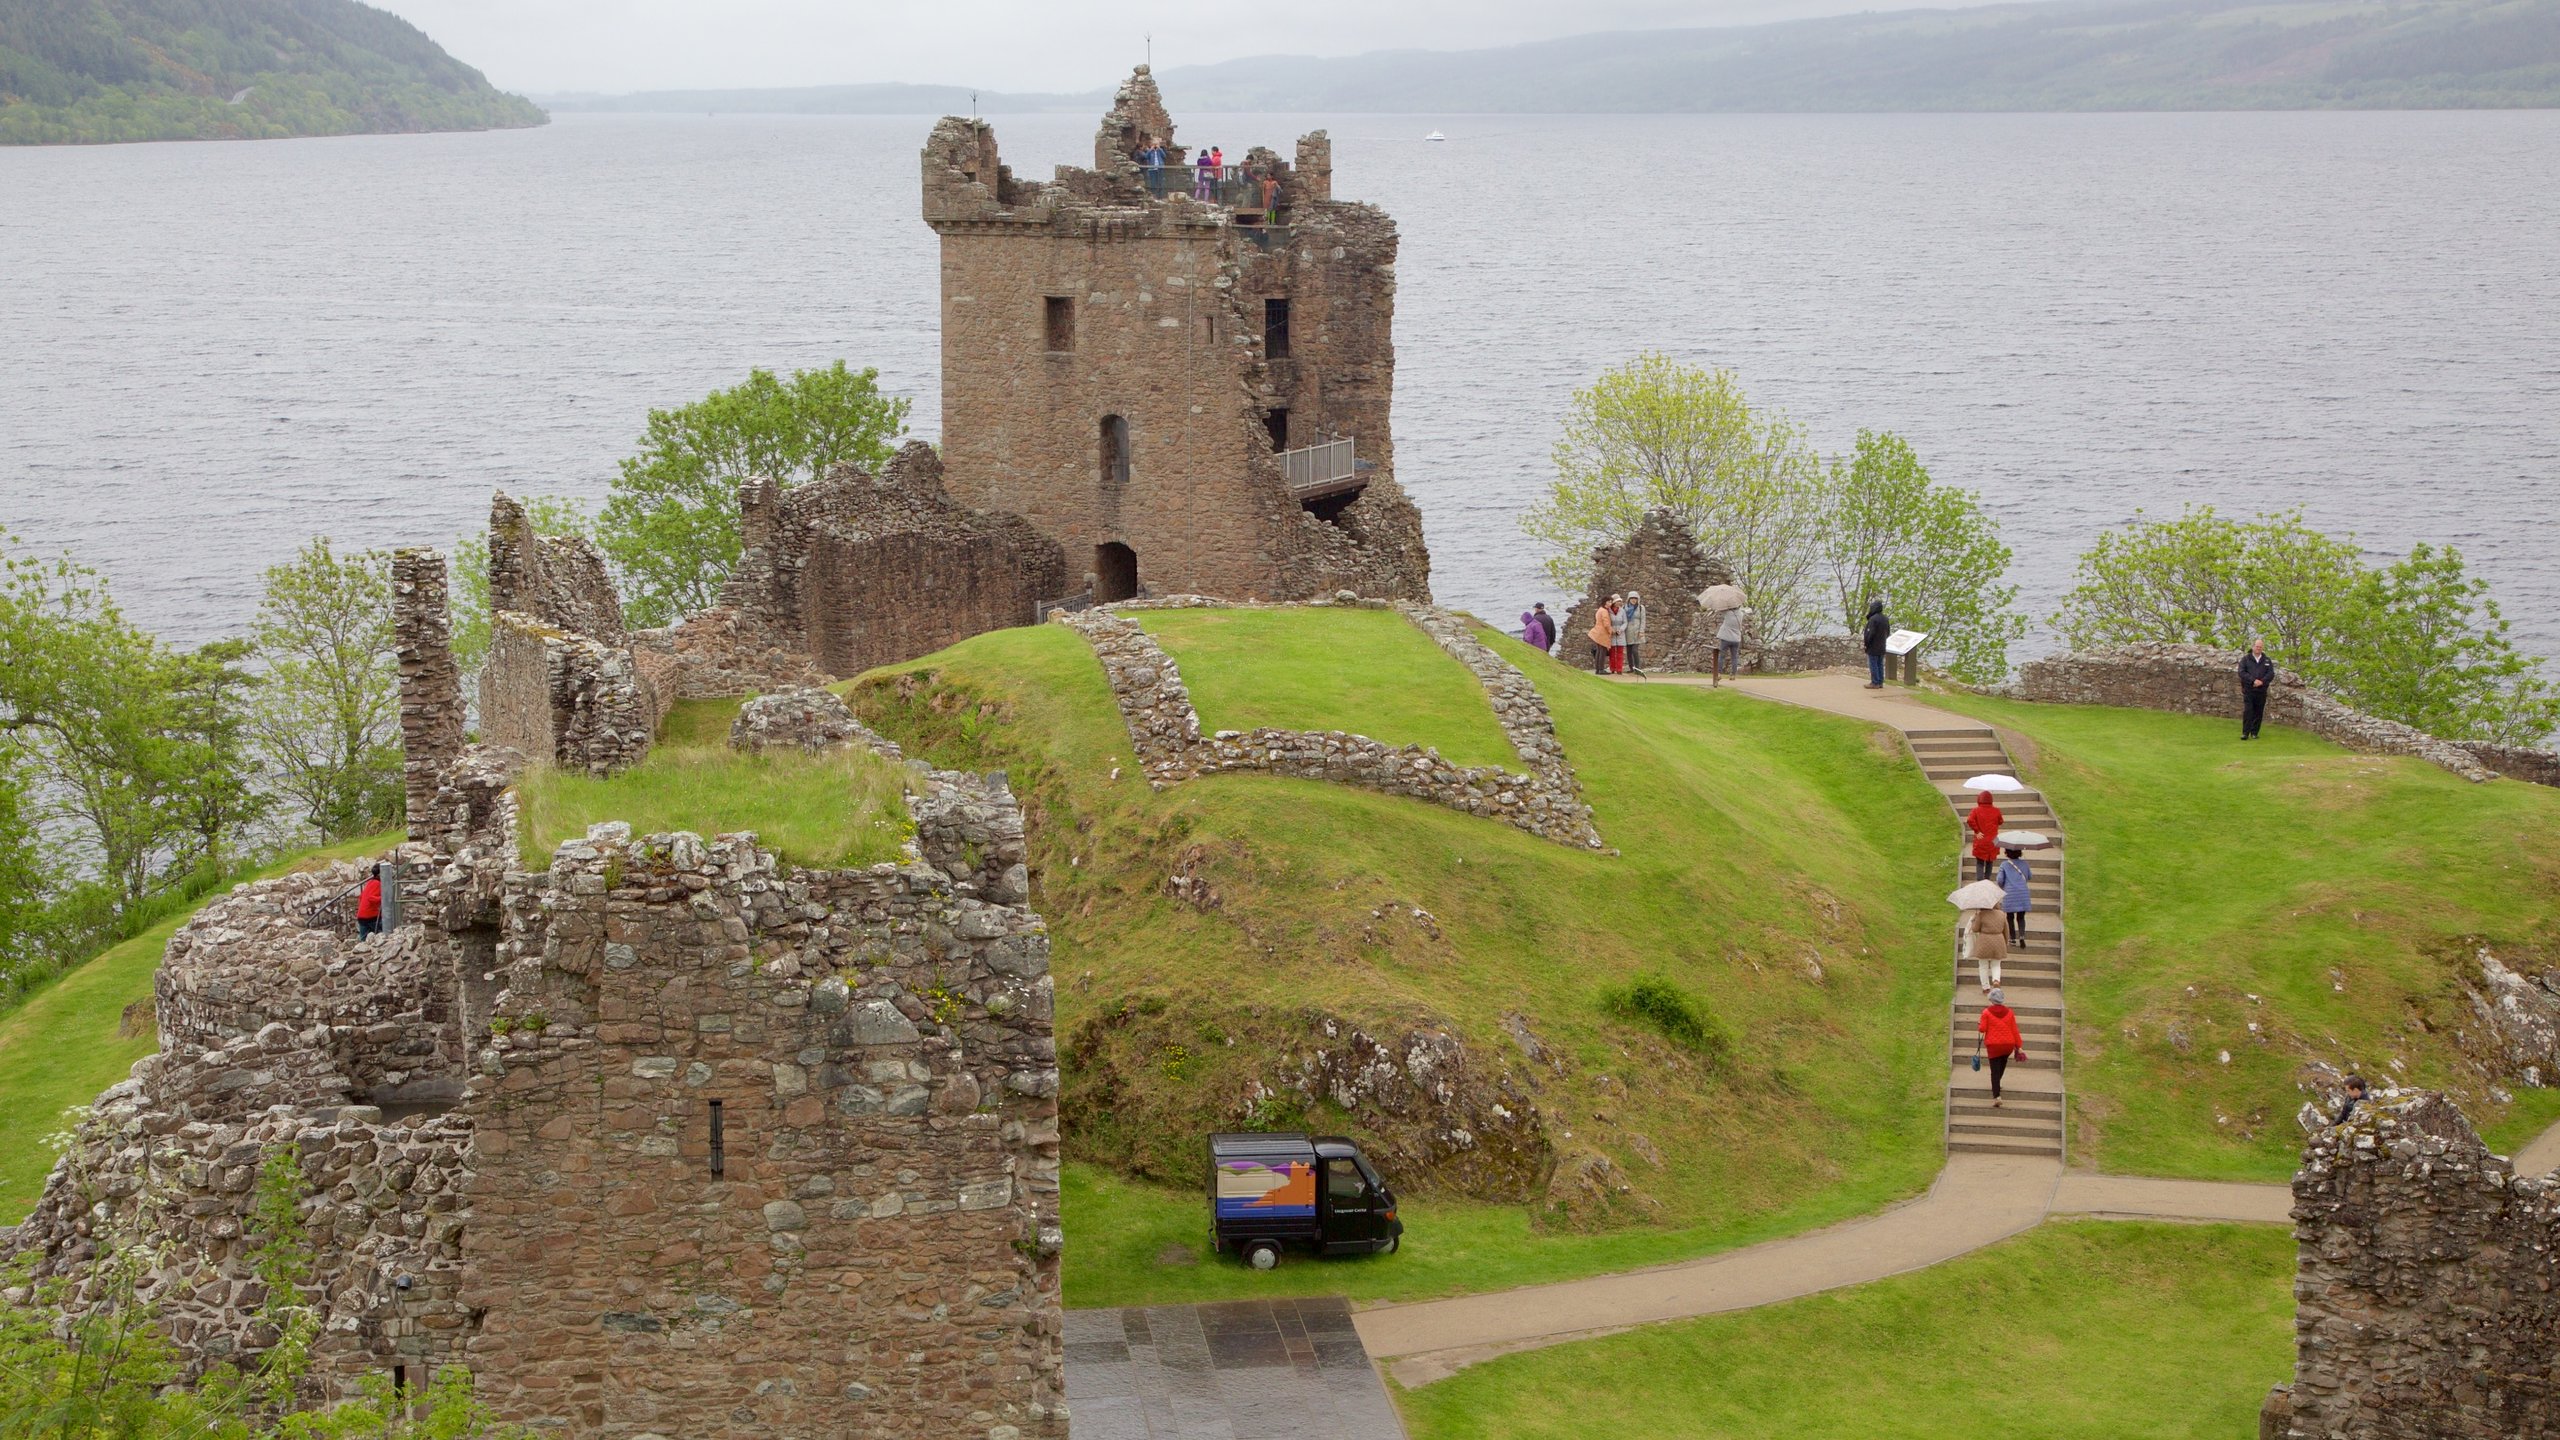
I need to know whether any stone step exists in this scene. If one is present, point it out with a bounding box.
[1949,1136,2065,1157]
[1949,1099,2062,1119]
[1950,1047,2060,1069]
[1955,1001,2062,1018]
[1902,728,1995,740]
[1948,1117,2064,1140]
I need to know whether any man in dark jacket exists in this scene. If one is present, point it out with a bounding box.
[2239,640,2276,740]
[1861,599,1891,689]
[1532,603,1558,653]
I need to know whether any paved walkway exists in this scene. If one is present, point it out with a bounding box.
[1356,671,2297,1389]
[1069,1298,1405,1439]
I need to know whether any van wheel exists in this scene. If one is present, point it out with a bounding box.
[1244,1240,1281,1271]
[1381,1234,1400,1255]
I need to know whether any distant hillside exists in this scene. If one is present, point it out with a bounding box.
[549,0,2560,116]
[539,81,1098,116]
[1152,0,2560,111]
[0,0,545,144]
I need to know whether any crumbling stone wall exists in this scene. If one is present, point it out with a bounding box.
[2268,1089,2560,1439]
[3,1031,477,1392]
[1562,510,1735,673]
[393,550,466,836]
[464,820,1061,1438]
[1062,598,1603,849]
[480,612,664,777]
[487,492,624,642]
[153,864,463,1103]
[922,68,1430,606]
[2011,643,2526,783]
[720,444,1073,677]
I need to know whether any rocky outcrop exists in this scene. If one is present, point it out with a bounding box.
[2269,1089,2560,1439]
[1061,598,1604,850]
[727,686,870,753]
[1563,509,1733,672]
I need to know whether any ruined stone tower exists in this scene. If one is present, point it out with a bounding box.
[922,66,1431,604]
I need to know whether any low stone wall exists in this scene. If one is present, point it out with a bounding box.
[1061,598,1604,849]
[154,864,462,1101]
[2455,738,2560,788]
[2013,643,2514,784]
[1755,633,1866,674]
[2268,1089,2560,1439]
[480,610,665,777]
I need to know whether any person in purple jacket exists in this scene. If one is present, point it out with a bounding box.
[1520,605,1552,653]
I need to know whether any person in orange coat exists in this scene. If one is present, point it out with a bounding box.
[1976,987,2027,1107]
[1966,791,2003,881]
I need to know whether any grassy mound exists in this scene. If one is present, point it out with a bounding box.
[852,613,1955,1306]
[0,831,400,1223]
[1136,607,1518,770]
[1396,1220,2294,1439]
[1934,695,2560,1181]
[514,698,912,870]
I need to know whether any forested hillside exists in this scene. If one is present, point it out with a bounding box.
[0,0,543,144]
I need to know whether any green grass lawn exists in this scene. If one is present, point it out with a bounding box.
[857,617,1954,1308]
[514,697,912,870]
[1931,694,2560,1181]
[1396,1220,2295,1440]
[0,831,400,1224]
[1135,607,1520,770]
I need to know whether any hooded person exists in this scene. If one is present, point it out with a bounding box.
[1620,590,1648,675]
[1520,607,1550,651]
[1975,987,2026,1107]
[1861,598,1892,688]
[1966,790,2003,881]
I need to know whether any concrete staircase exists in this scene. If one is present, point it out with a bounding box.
[1908,726,2066,1161]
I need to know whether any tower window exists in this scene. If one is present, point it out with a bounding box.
[1044,296,1074,352]
[1263,298,1291,359]
[708,1099,725,1178]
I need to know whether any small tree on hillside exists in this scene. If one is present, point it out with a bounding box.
[1822,430,2024,684]
[0,745,58,995]
[249,538,402,844]
[600,361,911,626]
[1522,355,1830,642]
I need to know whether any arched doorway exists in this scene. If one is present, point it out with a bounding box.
[1094,543,1138,603]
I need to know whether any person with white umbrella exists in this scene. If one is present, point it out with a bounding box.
[1997,845,2033,946]
[1952,878,2008,991]
[1699,583,1747,686]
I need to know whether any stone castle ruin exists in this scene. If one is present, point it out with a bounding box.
[922,66,1432,607]
[2265,1089,2560,1439]
[5,523,1066,1437]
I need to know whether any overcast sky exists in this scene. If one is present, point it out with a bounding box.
[376,0,1883,95]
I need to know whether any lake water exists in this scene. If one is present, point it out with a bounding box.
[4,109,2557,661]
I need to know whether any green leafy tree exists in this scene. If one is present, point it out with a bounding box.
[249,540,402,844]
[2052,506,2362,663]
[599,362,911,626]
[2054,509,2558,744]
[1821,430,2024,683]
[1522,355,1831,641]
[0,744,57,993]
[0,538,258,916]
[448,496,593,685]
[2323,544,2560,746]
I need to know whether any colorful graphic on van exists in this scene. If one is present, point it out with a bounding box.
[1214,1159,1317,1219]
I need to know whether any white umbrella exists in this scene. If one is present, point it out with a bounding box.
[1698,583,1746,612]
[1948,880,2006,911]
[1962,774,2026,793]
[1996,829,2051,848]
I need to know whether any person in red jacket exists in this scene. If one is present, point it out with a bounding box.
[1966,791,2003,881]
[355,870,384,940]
[1976,988,2026,1107]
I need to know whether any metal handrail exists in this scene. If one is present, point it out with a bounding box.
[1279,436,1357,494]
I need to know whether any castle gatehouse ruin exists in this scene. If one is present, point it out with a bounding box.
[922,65,1432,607]
[2,541,1066,1438]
